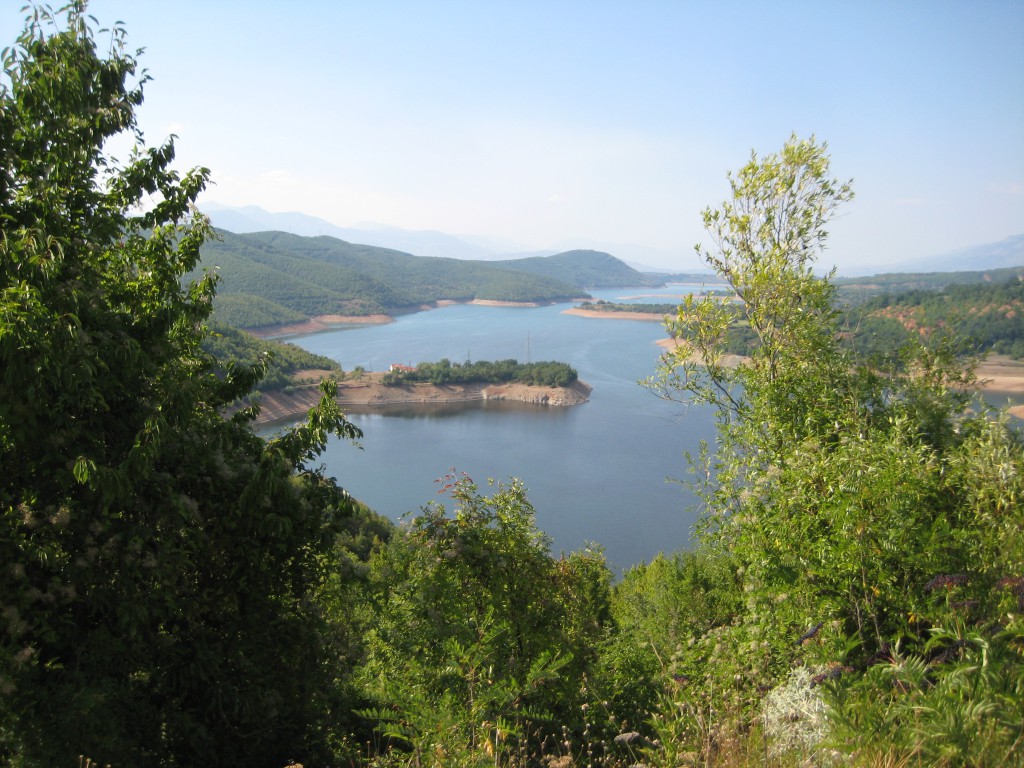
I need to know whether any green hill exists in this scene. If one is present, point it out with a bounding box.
[840,275,1024,359]
[835,265,1024,302]
[492,248,662,288]
[195,230,598,328]
[202,323,343,392]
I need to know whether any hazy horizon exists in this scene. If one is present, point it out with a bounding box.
[3,1,1023,273]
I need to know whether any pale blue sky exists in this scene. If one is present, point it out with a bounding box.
[4,1,1023,271]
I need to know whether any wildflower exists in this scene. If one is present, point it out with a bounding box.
[810,663,852,686]
[924,573,968,592]
[50,505,71,528]
[797,621,824,646]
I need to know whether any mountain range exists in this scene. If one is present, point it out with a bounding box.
[201,203,696,272]
[202,203,1023,276]
[898,233,1024,273]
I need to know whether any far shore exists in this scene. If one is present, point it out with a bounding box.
[563,307,666,321]
[249,299,581,338]
[656,338,1024,417]
[250,313,393,338]
[469,298,542,308]
[246,304,1023,421]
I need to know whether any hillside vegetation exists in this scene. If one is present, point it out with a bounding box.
[492,248,661,288]
[577,276,1024,362]
[842,277,1024,359]
[835,264,1024,300]
[201,323,342,392]
[197,230,604,328]
[382,358,578,387]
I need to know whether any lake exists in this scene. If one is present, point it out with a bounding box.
[265,285,1024,573]
[267,286,715,573]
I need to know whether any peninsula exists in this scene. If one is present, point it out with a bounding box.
[251,372,592,426]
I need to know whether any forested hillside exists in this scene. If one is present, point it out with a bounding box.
[491,248,662,288]
[841,277,1024,359]
[197,229,590,328]
[835,264,1024,300]
[201,323,342,391]
[3,8,1022,768]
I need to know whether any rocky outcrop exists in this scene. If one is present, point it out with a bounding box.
[481,380,591,406]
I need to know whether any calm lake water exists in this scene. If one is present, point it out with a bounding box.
[266,284,1023,573]
[268,286,715,573]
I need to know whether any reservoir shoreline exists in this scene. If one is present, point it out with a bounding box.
[250,374,592,427]
[248,304,1024,424]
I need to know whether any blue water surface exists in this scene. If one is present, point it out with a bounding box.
[268,286,717,573]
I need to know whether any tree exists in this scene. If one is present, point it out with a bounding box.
[0,5,360,765]
[356,473,613,765]
[648,136,1024,763]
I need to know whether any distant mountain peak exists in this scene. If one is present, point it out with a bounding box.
[893,234,1024,275]
[202,204,517,261]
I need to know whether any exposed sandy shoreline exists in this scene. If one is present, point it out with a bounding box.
[975,355,1024,395]
[250,374,592,426]
[656,338,1024,416]
[246,307,1023,422]
[562,307,666,321]
[250,313,393,338]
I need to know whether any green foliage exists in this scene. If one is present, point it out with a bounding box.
[0,5,362,765]
[588,550,742,752]
[645,135,1024,763]
[611,551,741,671]
[202,321,341,391]
[210,292,308,329]
[840,277,1024,361]
[382,358,578,387]
[825,621,1024,766]
[355,474,613,764]
[495,249,661,289]
[577,299,679,315]
[195,230,588,327]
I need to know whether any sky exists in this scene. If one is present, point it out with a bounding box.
[3,1,1023,272]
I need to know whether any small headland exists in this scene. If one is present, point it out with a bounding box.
[248,313,393,339]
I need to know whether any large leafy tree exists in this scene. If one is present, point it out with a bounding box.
[0,5,360,765]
